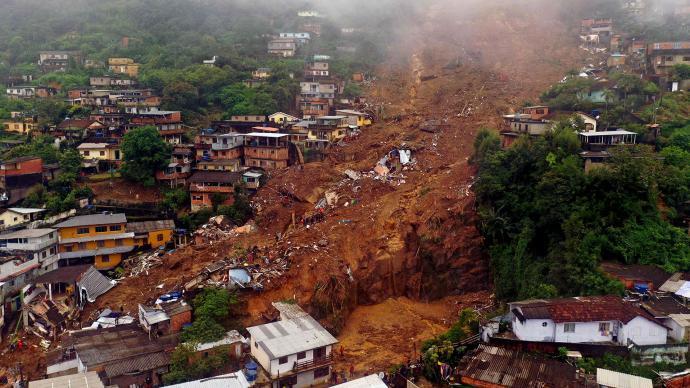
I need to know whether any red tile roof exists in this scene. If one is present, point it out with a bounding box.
[515,296,658,324]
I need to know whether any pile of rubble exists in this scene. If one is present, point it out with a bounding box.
[183,245,291,292]
[193,216,257,244]
[124,250,165,277]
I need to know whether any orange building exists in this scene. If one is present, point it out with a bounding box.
[243,132,292,169]
[55,213,135,270]
[188,171,242,212]
[127,220,175,249]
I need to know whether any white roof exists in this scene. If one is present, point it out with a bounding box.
[195,330,247,352]
[243,172,263,178]
[676,281,690,298]
[596,368,652,388]
[246,314,338,359]
[668,314,690,328]
[7,207,46,214]
[579,130,637,136]
[332,374,387,388]
[317,115,347,120]
[0,228,55,239]
[165,371,249,388]
[29,372,105,388]
[336,109,366,116]
[244,132,288,138]
[77,143,109,149]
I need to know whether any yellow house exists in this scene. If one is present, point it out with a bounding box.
[335,109,373,127]
[54,213,135,270]
[126,220,175,249]
[77,143,122,171]
[307,116,348,142]
[108,57,140,78]
[0,208,45,230]
[268,112,300,125]
[3,116,38,134]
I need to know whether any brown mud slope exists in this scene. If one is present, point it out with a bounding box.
[15,0,587,380]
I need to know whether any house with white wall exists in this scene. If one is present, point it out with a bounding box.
[509,296,668,346]
[246,303,338,388]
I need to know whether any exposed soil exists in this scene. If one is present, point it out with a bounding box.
[86,178,163,205]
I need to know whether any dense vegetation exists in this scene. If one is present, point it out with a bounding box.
[165,288,239,385]
[473,123,690,301]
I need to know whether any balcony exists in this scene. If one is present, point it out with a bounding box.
[293,353,333,373]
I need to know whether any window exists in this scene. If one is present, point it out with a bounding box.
[109,225,122,231]
[564,323,576,333]
[116,239,123,246]
[542,322,548,327]
[314,367,330,379]
[313,347,326,359]
[95,226,107,233]
[101,255,109,262]
[77,227,89,234]
[666,56,674,61]
[97,240,105,248]
[78,243,86,250]
[65,245,73,252]
[683,56,690,62]
[83,151,90,156]
[157,234,164,242]
[99,151,105,156]
[297,351,306,360]
[278,356,288,364]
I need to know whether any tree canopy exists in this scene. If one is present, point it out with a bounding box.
[120,126,171,186]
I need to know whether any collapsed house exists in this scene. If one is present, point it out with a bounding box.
[25,265,115,340]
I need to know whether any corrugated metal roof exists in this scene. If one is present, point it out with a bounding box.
[77,266,116,302]
[103,352,170,378]
[29,372,105,388]
[165,371,250,388]
[54,213,127,228]
[596,368,652,388]
[126,220,175,234]
[7,207,46,214]
[247,314,338,359]
[332,374,387,388]
[458,345,590,387]
[272,302,309,320]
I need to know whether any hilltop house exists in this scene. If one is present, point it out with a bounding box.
[129,110,184,144]
[269,112,300,125]
[3,115,38,134]
[108,58,140,78]
[647,42,690,75]
[509,296,668,346]
[0,156,44,205]
[156,145,194,187]
[54,214,135,270]
[307,116,348,142]
[38,51,82,72]
[252,68,273,79]
[279,32,311,45]
[127,220,175,249]
[77,142,121,172]
[138,300,192,336]
[243,133,292,169]
[0,207,45,230]
[304,61,329,78]
[268,39,297,57]
[6,86,57,100]
[0,228,59,316]
[335,109,373,127]
[189,171,242,212]
[46,324,177,386]
[246,303,338,388]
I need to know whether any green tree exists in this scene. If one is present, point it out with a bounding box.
[120,126,171,186]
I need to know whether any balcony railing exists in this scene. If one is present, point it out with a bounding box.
[293,353,333,373]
